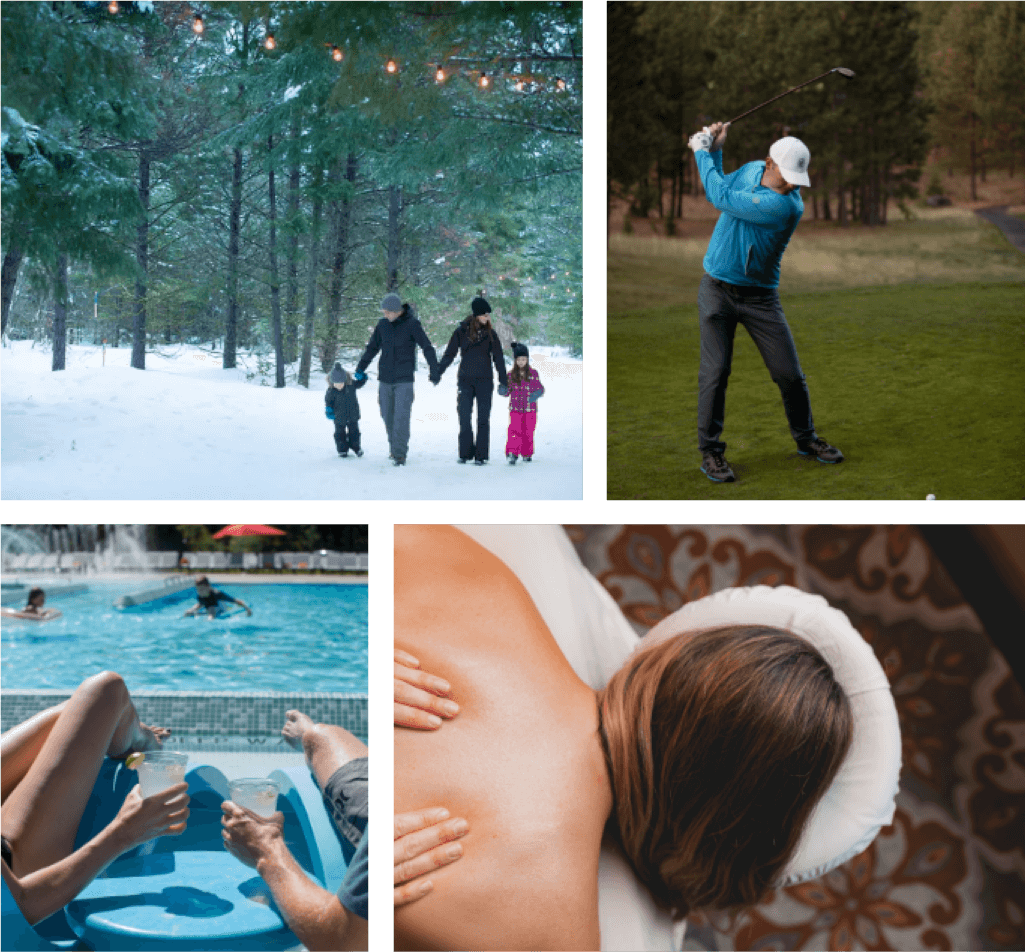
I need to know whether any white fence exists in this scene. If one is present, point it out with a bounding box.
[3,550,367,574]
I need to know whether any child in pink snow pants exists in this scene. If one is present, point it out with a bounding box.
[504,342,545,463]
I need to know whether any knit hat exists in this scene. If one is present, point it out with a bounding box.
[381,293,402,312]
[471,296,492,316]
[511,341,529,359]
[329,362,347,384]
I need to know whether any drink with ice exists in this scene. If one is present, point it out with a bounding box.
[135,751,189,798]
[228,778,280,817]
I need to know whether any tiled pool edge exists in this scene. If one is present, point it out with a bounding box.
[1,691,367,740]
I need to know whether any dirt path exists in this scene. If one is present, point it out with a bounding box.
[973,205,1025,254]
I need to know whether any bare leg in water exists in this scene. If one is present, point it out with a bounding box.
[0,671,170,878]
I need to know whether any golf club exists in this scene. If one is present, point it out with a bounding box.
[725,67,855,126]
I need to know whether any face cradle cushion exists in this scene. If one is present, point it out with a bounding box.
[644,584,902,884]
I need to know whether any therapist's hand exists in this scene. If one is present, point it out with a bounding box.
[394,808,469,906]
[395,649,460,730]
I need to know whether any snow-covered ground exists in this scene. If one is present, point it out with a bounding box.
[1,341,582,499]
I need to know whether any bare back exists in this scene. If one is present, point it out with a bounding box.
[394,525,611,951]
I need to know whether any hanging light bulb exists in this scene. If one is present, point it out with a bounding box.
[331,45,343,62]
[556,77,567,91]
[435,66,445,83]
[515,78,524,92]
[192,15,204,34]
[264,33,276,50]
[386,59,398,74]
[479,72,490,88]
[108,1,119,13]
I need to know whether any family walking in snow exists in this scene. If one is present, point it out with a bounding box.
[325,294,545,467]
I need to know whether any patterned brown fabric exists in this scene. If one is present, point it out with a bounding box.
[564,525,1025,952]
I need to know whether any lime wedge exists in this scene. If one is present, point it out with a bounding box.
[124,752,145,770]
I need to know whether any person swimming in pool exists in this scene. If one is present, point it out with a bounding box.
[183,576,252,618]
[1,588,63,622]
[23,588,49,616]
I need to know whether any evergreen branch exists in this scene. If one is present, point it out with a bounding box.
[451,112,580,136]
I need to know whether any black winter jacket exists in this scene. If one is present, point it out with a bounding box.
[325,374,366,424]
[438,318,509,386]
[355,306,439,384]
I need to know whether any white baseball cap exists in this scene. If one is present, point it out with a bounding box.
[769,136,811,187]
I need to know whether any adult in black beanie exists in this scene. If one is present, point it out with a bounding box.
[436,296,509,465]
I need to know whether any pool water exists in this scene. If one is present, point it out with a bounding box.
[1,582,367,692]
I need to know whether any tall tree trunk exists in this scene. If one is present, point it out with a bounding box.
[298,162,324,389]
[970,112,977,201]
[284,115,301,365]
[52,254,68,371]
[1,241,24,338]
[132,150,150,370]
[268,132,284,387]
[323,153,357,372]
[225,145,243,369]
[223,19,247,366]
[386,184,402,291]
[836,151,847,227]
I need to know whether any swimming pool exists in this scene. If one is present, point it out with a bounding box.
[0,581,367,692]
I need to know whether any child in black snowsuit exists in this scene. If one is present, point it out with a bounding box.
[325,363,367,457]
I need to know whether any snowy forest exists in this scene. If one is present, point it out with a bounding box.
[0,0,582,502]
[1,1,583,382]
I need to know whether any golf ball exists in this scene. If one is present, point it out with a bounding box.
[926,494,936,500]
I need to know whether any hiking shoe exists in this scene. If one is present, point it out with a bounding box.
[523,456,532,462]
[458,457,468,464]
[701,451,736,483]
[474,459,487,466]
[507,453,518,465]
[339,451,348,458]
[797,438,844,464]
[392,456,406,466]
[354,449,364,458]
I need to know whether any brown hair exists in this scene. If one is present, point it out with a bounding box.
[510,358,531,385]
[598,624,853,920]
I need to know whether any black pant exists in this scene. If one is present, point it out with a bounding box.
[333,420,361,454]
[457,377,493,462]
[697,274,816,453]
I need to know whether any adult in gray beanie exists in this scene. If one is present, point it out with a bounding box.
[354,294,440,466]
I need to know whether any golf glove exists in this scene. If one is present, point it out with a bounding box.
[688,130,713,153]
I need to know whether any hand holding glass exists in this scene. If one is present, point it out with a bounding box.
[135,751,189,798]
[228,778,280,817]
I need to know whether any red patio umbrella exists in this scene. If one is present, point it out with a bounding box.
[211,525,287,539]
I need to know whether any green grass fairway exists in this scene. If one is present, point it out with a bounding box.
[608,282,1025,499]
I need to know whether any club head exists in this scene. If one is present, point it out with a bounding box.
[835,67,855,78]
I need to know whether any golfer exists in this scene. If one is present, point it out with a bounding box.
[688,122,843,483]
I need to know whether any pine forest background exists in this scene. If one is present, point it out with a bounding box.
[1,1,583,384]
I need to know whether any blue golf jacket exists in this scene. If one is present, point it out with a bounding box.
[694,149,803,288]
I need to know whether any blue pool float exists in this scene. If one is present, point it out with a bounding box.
[2,758,348,952]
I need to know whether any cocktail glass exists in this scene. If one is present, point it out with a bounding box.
[135,751,189,799]
[130,751,188,856]
[228,778,281,818]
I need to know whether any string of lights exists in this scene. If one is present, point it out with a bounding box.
[102,5,575,91]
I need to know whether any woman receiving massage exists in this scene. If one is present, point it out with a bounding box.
[394,526,899,952]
